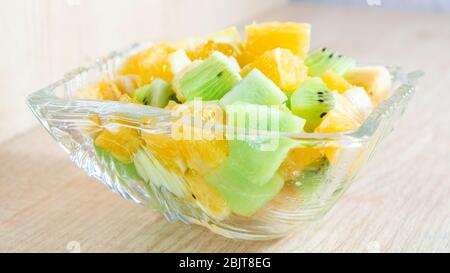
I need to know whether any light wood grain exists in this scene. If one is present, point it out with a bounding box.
[0,0,286,143]
[1,3,450,252]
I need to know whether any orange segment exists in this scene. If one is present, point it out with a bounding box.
[119,93,140,104]
[344,66,392,105]
[119,43,174,85]
[323,146,340,163]
[141,133,187,174]
[321,70,352,93]
[95,127,143,164]
[235,43,257,67]
[241,48,308,93]
[141,101,228,175]
[186,170,230,220]
[315,92,364,163]
[278,148,324,182]
[142,102,229,217]
[170,101,226,141]
[77,79,123,101]
[98,80,122,101]
[186,40,241,61]
[179,139,228,176]
[183,26,243,62]
[315,92,364,133]
[172,102,228,176]
[245,21,311,58]
[141,134,228,177]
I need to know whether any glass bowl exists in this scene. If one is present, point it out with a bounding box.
[26,42,422,240]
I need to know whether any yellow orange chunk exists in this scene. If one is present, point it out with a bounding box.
[172,102,228,175]
[142,102,228,175]
[321,70,352,93]
[344,66,392,105]
[186,170,230,220]
[119,43,174,85]
[141,133,187,174]
[278,148,324,182]
[119,93,140,104]
[315,92,364,163]
[95,127,143,164]
[235,43,257,67]
[315,92,364,134]
[242,48,308,93]
[77,79,122,101]
[186,40,240,61]
[245,21,311,58]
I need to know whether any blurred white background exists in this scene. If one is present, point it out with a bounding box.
[0,0,286,142]
[297,0,450,12]
[0,0,447,143]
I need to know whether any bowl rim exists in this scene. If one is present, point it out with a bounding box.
[26,42,423,143]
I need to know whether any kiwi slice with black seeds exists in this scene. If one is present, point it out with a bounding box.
[305,47,355,77]
[290,78,335,132]
[175,51,241,101]
[134,78,174,108]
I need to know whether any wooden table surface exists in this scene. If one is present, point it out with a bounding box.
[1,3,450,252]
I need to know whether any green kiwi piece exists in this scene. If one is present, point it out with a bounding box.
[305,47,356,77]
[134,84,152,104]
[176,51,241,101]
[134,78,175,108]
[95,146,142,181]
[290,78,335,132]
[225,102,306,134]
[207,172,285,217]
[293,157,330,200]
[219,68,287,106]
[205,103,306,216]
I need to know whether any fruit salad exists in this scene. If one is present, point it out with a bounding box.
[77,21,392,221]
